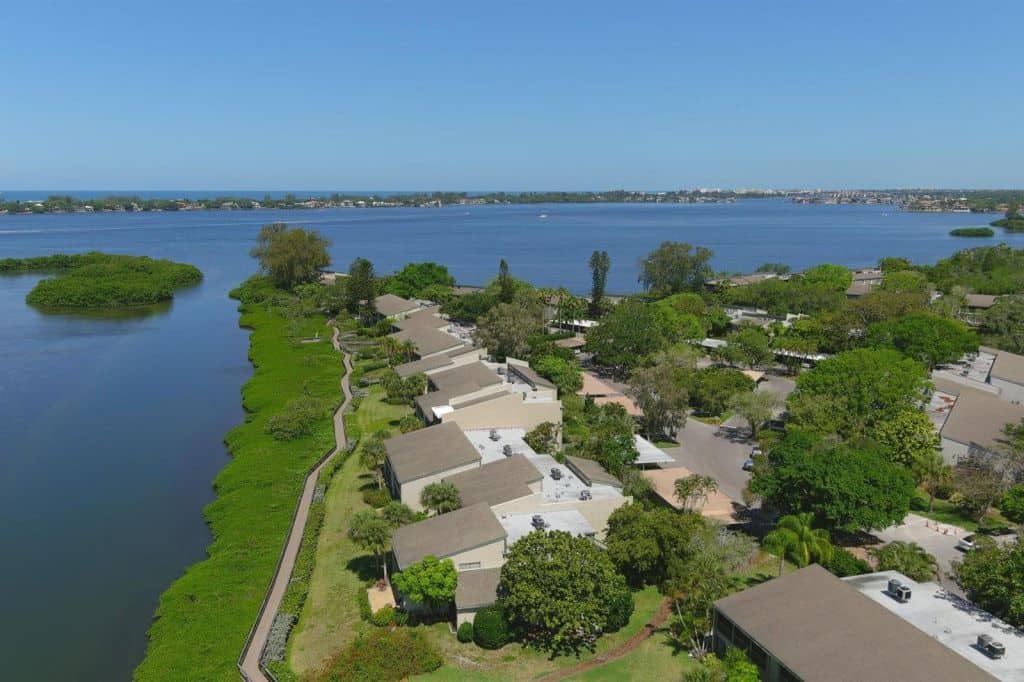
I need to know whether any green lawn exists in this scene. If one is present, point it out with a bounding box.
[414,586,665,681]
[911,490,1009,532]
[135,295,344,681]
[287,379,412,677]
[567,632,695,681]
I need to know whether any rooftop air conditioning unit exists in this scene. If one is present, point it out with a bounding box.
[579,490,592,501]
[531,515,547,530]
[977,634,1006,659]
[502,444,512,457]
[489,429,500,441]
[550,468,563,480]
[887,578,911,603]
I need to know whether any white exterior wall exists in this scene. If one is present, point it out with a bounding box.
[400,461,481,512]
[940,436,970,465]
[991,377,1024,405]
[442,392,563,431]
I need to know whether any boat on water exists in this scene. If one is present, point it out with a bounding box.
[539,213,548,219]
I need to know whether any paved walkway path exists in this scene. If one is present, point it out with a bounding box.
[239,324,353,681]
[537,598,673,682]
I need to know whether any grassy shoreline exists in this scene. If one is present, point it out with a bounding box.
[134,279,344,681]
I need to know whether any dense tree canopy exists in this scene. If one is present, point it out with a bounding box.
[925,245,1024,295]
[588,250,610,316]
[250,223,331,289]
[787,348,931,438]
[604,504,704,586]
[983,296,1024,353]
[954,539,1024,628]
[688,367,755,416]
[500,530,633,654]
[801,263,853,291]
[392,555,458,611]
[628,352,692,439]
[532,355,582,395]
[721,326,773,368]
[638,242,714,297]
[570,402,639,477]
[585,300,671,370]
[870,409,941,468]
[474,301,545,360]
[866,313,977,369]
[345,257,377,323]
[749,429,915,532]
[384,262,454,299]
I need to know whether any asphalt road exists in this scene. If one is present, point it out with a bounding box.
[663,418,753,503]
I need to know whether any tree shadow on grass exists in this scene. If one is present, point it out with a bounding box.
[345,554,381,583]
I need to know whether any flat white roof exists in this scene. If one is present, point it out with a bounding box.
[633,434,675,465]
[497,509,595,546]
[844,571,1024,680]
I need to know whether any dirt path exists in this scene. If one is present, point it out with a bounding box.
[538,598,673,682]
[238,324,353,681]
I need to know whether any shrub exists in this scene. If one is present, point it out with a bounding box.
[823,548,872,577]
[265,394,329,440]
[457,621,474,643]
[1001,485,1024,523]
[370,605,396,627]
[391,609,409,626]
[398,414,423,433]
[473,604,511,649]
[362,488,391,508]
[604,588,635,632]
[358,588,373,622]
[314,629,442,681]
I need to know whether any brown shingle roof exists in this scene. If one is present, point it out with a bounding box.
[395,354,454,378]
[444,454,541,507]
[990,348,1024,386]
[966,293,999,309]
[429,362,503,392]
[375,293,420,318]
[455,568,502,610]
[385,422,480,483]
[391,326,464,357]
[714,565,994,681]
[565,456,621,488]
[391,502,506,570]
[393,307,448,331]
[507,362,556,390]
[941,386,1024,450]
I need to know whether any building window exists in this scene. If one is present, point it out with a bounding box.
[458,561,481,570]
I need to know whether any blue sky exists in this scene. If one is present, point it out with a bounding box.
[3,1,1022,190]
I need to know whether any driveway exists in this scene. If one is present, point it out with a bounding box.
[662,418,752,503]
[875,514,970,593]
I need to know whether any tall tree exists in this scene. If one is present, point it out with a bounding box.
[628,362,690,440]
[497,259,515,303]
[801,263,852,291]
[912,449,952,513]
[727,390,781,438]
[674,474,719,513]
[723,326,773,369]
[638,241,714,297]
[345,257,377,324]
[250,222,331,289]
[588,250,611,316]
[866,313,977,369]
[954,538,1024,628]
[359,431,391,489]
[500,530,633,655]
[585,300,671,372]
[474,301,544,360]
[604,503,704,586]
[348,509,393,580]
[871,410,940,468]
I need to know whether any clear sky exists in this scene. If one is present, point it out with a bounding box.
[3,0,1022,190]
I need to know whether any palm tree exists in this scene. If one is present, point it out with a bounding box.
[869,541,937,582]
[912,450,952,512]
[380,336,402,366]
[348,509,393,581]
[359,430,391,489]
[762,512,833,576]
[399,340,417,363]
[420,480,462,515]
[673,474,719,513]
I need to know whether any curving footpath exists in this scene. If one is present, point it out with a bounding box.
[239,325,353,681]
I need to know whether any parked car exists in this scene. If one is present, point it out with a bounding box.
[742,457,755,471]
[956,534,978,552]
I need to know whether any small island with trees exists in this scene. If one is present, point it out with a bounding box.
[949,227,995,237]
[0,252,203,308]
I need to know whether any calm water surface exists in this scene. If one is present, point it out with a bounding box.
[1,200,1020,680]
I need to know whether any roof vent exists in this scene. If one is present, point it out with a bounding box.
[977,634,1006,659]
[887,578,911,603]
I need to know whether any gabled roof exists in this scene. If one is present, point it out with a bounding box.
[385,422,480,483]
[990,347,1024,386]
[391,502,506,570]
[391,326,464,357]
[966,293,999,309]
[455,568,502,611]
[507,362,556,390]
[395,354,455,378]
[375,293,420,318]
[714,565,994,682]
[941,385,1024,450]
[444,454,542,507]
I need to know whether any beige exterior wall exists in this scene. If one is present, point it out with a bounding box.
[940,436,970,464]
[490,494,629,542]
[442,392,563,431]
[447,540,506,571]
[991,377,1024,405]
[400,461,481,512]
